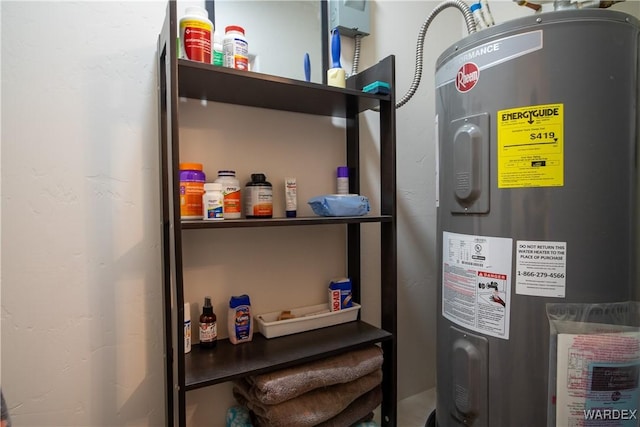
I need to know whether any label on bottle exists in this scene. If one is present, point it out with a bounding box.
[223,188,241,215]
[213,50,224,67]
[204,192,224,219]
[180,181,205,218]
[233,306,252,340]
[180,20,212,63]
[244,187,273,217]
[184,319,191,353]
[199,322,217,342]
[337,177,349,194]
[223,37,249,70]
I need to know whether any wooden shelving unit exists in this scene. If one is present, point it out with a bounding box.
[157,1,397,425]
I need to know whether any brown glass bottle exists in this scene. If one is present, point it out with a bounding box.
[199,296,217,348]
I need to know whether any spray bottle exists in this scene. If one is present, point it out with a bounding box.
[199,296,217,348]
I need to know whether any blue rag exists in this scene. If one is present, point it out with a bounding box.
[226,405,252,427]
[308,194,370,217]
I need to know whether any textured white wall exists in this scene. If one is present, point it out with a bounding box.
[1,1,167,425]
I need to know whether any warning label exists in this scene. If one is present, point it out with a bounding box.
[515,240,567,298]
[497,103,564,188]
[442,232,513,340]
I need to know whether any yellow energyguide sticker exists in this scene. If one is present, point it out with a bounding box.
[497,103,564,188]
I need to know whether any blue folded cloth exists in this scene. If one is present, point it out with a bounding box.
[226,405,252,427]
[308,194,370,217]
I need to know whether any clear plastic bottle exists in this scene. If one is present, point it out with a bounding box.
[223,25,249,70]
[202,182,224,220]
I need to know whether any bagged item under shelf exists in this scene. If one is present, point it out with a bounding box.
[308,194,370,217]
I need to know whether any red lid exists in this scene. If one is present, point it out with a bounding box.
[225,25,245,34]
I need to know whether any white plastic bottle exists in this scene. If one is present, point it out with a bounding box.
[223,25,249,70]
[179,6,214,63]
[337,166,349,194]
[184,302,191,353]
[202,183,224,220]
[214,170,242,219]
[213,31,224,66]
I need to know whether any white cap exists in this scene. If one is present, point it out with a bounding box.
[205,182,223,191]
[184,6,208,19]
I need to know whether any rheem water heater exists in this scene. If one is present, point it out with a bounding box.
[435,9,639,427]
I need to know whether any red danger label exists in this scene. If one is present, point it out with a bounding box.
[478,271,507,280]
[456,63,479,93]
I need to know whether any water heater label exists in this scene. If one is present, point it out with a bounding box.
[516,240,567,298]
[497,103,564,188]
[442,231,512,340]
[435,30,542,88]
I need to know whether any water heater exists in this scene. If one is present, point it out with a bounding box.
[435,9,639,427]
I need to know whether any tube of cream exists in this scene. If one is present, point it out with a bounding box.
[285,177,297,217]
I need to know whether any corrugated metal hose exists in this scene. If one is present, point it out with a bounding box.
[358,0,477,111]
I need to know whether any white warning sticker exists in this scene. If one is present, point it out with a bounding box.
[515,240,567,298]
[442,231,513,340]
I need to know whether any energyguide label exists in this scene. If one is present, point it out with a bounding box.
[497,103,564,188]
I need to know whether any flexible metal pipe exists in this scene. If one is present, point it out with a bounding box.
[395,0,477,109]
[351,34,362,76]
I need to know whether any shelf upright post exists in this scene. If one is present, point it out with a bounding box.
[346,55,397,426]
[378,56,397,427]
[346,94,362,311]
[157,1,187,425]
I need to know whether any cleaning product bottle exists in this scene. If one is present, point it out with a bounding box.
[199,296,217,348]
[228,295,253,344]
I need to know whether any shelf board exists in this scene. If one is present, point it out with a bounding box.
[177,59,389,117]
[181,215,393,229]
[185,320,392,391]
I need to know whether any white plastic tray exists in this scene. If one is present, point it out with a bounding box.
[255,303,361,339]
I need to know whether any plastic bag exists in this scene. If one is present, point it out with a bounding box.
[546,301,640,427]
[308,194,370,217]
